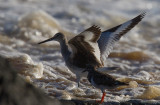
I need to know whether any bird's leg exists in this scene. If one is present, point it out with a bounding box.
[78,81,80,87]
[76,76,81,87]
[96,92,106,104]
[100,92,106,103]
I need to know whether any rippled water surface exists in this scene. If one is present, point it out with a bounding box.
[0,0,160,102]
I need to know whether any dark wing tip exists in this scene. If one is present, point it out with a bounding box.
[115,11,146,37]
[112,12,146,39]
[104,12,146,33]
[133,11,146,23]
[140,11,146,19]
[92,25,101,31]
[88,25,101,33]
[85,25,102,42]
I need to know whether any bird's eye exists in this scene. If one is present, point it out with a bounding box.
[54,34,58,37]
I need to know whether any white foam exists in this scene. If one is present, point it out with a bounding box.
[1,0,160,102]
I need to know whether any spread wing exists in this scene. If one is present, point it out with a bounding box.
[68,25,103,68]
[69,25,101,43]
[98,12,146,61]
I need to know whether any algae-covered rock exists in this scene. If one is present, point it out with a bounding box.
[0,54,60,105]
[137,86,160,100]
[109,51,150,62]
[0,51,43,78]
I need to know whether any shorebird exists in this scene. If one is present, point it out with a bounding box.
[83,66,128,103]
[38,12,146,87]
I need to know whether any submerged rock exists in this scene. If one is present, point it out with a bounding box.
[0,54,60,105]
[137,86,160,100]
[0,51,43,78]
[117,77,155,85]
[109,51,150,62]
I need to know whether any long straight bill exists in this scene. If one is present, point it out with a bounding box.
[38,37,54,44]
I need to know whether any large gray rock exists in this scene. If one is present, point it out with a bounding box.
[0,55,61,105]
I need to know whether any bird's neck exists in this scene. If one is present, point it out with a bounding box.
[59,37,70,60]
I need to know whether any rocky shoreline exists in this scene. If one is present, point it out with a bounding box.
[0,55,160,105]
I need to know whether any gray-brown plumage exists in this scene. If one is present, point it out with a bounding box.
[68,25,102,69]
[38,12,146,87]
[83,66,128,103]
[83,66,127,89]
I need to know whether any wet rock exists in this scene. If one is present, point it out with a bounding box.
[0,54,60,105]
[129,81,138,88]
[117,77,155,85]
[62,99,160,105]
[0,34,12,45]
[109,51,150,62]
[137,86,160,100]
[0,53,160,105]
[0,51,43,78]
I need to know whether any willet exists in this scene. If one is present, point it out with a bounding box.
[83,66,128,103]
[38,12,146,87]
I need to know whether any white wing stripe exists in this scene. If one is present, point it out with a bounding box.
[98,12,146,62]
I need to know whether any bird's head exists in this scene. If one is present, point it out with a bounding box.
[38,32,64,44]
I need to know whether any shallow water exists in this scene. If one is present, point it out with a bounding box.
[0,0,160,102]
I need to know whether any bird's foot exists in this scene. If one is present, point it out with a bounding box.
[95,92,106,104]
[95,99,104,104]
[95,100,103,104]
